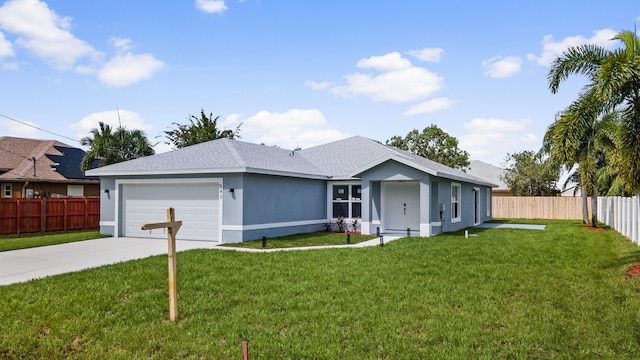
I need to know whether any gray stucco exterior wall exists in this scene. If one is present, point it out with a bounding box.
[242,174,326,225]
[434,180,492,234]
[235,174,326,242]
[98,177,116,235]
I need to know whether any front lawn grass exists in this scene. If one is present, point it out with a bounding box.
[220,231,377,249]
[0,230,108,252]
[2,220,640,358]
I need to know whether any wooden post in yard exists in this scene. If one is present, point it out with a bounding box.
[141,208,183,322]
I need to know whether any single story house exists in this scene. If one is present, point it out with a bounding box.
[0,136,100,198]
[87,136,496,243]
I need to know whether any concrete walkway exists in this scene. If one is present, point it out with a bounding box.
[475,223,546,230]
[0,235,400,286]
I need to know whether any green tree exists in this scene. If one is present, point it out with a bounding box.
[386,125,470,170]
[80,122,155,171]
[548,29,640,194]
[541,96,618,227]
[501,151,559,196]
[164,109,241,149]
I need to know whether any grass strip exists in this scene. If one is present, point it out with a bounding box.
[1,220,640,358]
[0,230,108,252]
[221,232,377,249]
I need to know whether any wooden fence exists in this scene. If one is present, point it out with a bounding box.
[0,198,100,235]
[598,196,640,244]
[492,196,591,220]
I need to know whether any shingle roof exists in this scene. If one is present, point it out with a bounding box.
[88,136,497,186]
[0,136,97,183]
[86,138,327,178]
[466,160,508,190]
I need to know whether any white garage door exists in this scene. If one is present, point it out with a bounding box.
[122,182,220,241]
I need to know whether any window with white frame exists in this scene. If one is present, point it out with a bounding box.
[67,184,84,197]
[331,183,361,218]
[451,183,461,222]
[2,183,11,198]
[486,188,491,216]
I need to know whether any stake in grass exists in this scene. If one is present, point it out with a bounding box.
[141,207,182,322]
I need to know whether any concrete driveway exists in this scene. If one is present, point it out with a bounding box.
[0,235,401,286]
[0,237,220,286]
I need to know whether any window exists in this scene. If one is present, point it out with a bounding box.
[331,183,361,218]
[2,184,11,198]
[67,184,84,197]
[451,183,461,223]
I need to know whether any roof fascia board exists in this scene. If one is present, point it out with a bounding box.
[437,173,498,188]
[86,166,329,180]
[349,155,438,178]
[244,167,328,180]
[86,167,247,177]
[350,155,497,187]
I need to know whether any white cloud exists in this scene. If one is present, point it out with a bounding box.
[195,0,228,13]
[0,118,41,137]
[407,48,443,62]
[1,61,19,70]
[459,118,538,164]
[304,80,332,90]
[328,51,444,103]
[239,109,349,149]
[0,0,101,70]
[220,113,242,128]
[0,1,164,86]
[98,53,165,87]
[111,36,133,53]
[527,28,618,66]
[464,118,532,132]
[70,110,153,141]
[153,141,173,154]
[0,31,14,57]
[403,97,455,116]
[482,55,521,78]
[356,52,412,71]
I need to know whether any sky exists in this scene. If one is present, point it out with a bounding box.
[0,0,637,166]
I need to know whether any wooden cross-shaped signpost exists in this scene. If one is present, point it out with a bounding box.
[141,207,182,322]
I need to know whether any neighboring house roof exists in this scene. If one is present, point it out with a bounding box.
[561,182,582,197]
[0,136,97,183]
[87,136,497,187]
[465,160,508,191]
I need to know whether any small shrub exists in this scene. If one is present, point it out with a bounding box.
[336,216,346,232]
[323,221,333,232]
[351,217,360,233]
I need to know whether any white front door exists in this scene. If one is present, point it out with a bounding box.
[384,181,420,232]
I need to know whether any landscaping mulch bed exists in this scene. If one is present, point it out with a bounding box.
[626,263,640,278]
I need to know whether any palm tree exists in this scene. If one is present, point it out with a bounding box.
[542,93,618,228]
[548,29,640,195]
[80,121,154,171]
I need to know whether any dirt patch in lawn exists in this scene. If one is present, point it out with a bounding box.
[586,227,605,232]
[626,263,640,278]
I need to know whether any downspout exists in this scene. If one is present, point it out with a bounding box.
[21,180,29,198]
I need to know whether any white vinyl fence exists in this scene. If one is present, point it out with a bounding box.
[597,196,640,245]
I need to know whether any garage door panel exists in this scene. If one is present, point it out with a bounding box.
[122,183,219,241]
